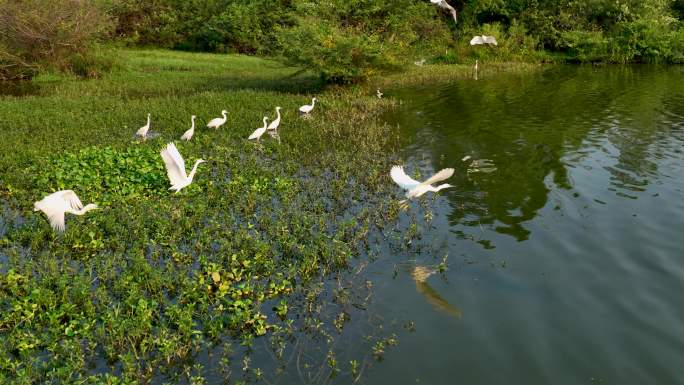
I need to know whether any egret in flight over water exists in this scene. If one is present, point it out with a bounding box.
[34,190,98,232]
[160,142,206,193]
[136,113,151,141]
[207,110,228,130]
[390,166,454,199]
[299,97,316,115]
[181,115,196,141]
[267,106,282,131]
[470,35,498,46]
[248,117,269,141]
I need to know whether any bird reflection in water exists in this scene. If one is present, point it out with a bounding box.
[411,265,462,319]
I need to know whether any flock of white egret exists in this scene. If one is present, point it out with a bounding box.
[33,57,486,232]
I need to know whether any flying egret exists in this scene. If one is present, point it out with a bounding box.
[136,113,151,141]
[390,166,454,199]
[181,115,196,141]
[299,97,316,115]
[377,89,383,98]
[207,110,228,130]
[160,142,206,193]
[430,0,458,24]
[470,35,498,46]
[34,190,98,232]
[267,106,282,131]
[248,117,269,141]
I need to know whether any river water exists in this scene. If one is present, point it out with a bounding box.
[360,65,684,385]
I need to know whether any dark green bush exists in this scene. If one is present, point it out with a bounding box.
[111,0,295,54]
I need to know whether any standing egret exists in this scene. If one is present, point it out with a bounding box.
[390,166,454,199]
[267,106,282,131]
[181,115,196,141]
[474,59,479,80]
[299,97,316,115]
[414,59,426,66]
[377,89,383,98]
[160,142,206,193]
[248,117,269,141]
[34,190,98,232]
[470,35,498,46]
[207,110,228,130]
[136,113,151,141]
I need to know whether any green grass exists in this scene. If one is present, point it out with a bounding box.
[0,49,403,383]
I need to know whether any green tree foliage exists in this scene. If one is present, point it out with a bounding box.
[457,0,684,63]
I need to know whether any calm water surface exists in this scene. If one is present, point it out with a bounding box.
[361,65,684,385]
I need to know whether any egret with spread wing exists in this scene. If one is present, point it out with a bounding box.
[34,190,98,232]
[390,166,454,199]
[160,142,205,193]
[470,35,498,46]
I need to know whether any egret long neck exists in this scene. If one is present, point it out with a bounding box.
[311,98,316,107]
[191,117,195,129]
[69,204,98,216]
[263,118,268,128]
[188,160,203,181]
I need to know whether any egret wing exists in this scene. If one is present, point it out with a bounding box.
[161,143,188,186]
[48,211,66,232]
[483,36,498,45]
[470,36,485,45]
[420,168,454,186]
[249,127,266,140]
[60,190,83,210]
[390,166,421,190]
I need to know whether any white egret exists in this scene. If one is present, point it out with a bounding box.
[136,113,151,141]
[160,142,206,193]
[34,190,98,232]
[430,0,458,24]
[414,59,426,66]
[181,115,196,141]
[474,59,479,71]
[248,117,269,141]
[207,110,228,130]
[299,98,316,115]
[377,89,383,98]
[390,166,454,199]
[470,35,498,46]
[267,106,282,131]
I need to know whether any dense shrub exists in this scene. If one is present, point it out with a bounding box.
[278,0,451,83]
[0,0,112,80]
[110,0,295,54]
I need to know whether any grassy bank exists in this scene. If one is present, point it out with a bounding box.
[0,49,408,383]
